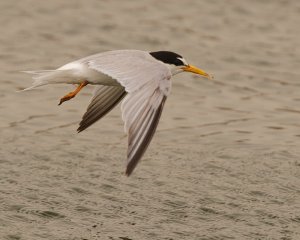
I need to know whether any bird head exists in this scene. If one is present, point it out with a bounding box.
[149,51,213,79]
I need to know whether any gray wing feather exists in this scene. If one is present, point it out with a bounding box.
[77,86,126,132]
[86,50,171,93]
[123,88,167,176]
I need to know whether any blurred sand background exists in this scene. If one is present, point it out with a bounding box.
[1,0,300,239]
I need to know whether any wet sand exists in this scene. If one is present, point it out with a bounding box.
[0,0,300,239]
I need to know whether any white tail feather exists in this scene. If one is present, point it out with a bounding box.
[21,69,75,91]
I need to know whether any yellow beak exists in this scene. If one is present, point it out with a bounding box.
[182,65,213,80]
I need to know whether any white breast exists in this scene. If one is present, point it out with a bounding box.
[58,62,120,86]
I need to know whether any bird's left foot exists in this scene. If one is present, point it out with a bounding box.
[58,81,88,105]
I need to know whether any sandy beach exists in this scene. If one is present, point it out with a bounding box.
[0,0,300,239]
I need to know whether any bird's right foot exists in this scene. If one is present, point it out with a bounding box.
[58,81,88,105]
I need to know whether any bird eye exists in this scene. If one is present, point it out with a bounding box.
[175,58,184,66]
[176,57,188,66]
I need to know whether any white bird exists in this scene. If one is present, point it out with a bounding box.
[24,50,213,176]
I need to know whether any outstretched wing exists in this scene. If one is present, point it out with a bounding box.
[77,85,126,132]
[83,50,172,175]
[85,50,171,93]
[121,83,168,176]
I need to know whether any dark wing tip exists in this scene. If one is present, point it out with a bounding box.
[77,88,126,133]
[77,126,84,133]
[125,168,131,177]
[77,121,90,133]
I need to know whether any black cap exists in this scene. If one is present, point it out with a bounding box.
[150,51,185,66]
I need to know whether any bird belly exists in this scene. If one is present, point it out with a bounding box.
[84,68,120,86]
[58,62,120,86]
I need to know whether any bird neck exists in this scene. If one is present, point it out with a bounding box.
[170,66,184,76]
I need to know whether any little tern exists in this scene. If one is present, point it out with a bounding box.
[24,50,213,176]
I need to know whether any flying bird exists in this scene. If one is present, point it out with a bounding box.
[24,50,213,176]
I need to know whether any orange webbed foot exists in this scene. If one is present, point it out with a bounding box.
[58,81,88,106]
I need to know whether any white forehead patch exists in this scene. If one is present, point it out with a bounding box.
[177,57,188,66]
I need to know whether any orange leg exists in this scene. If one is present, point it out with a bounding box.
[58,81,88,105]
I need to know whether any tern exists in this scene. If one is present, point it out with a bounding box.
[24,50,213,176]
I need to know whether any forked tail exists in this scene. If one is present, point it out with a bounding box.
[21,69,73,91]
